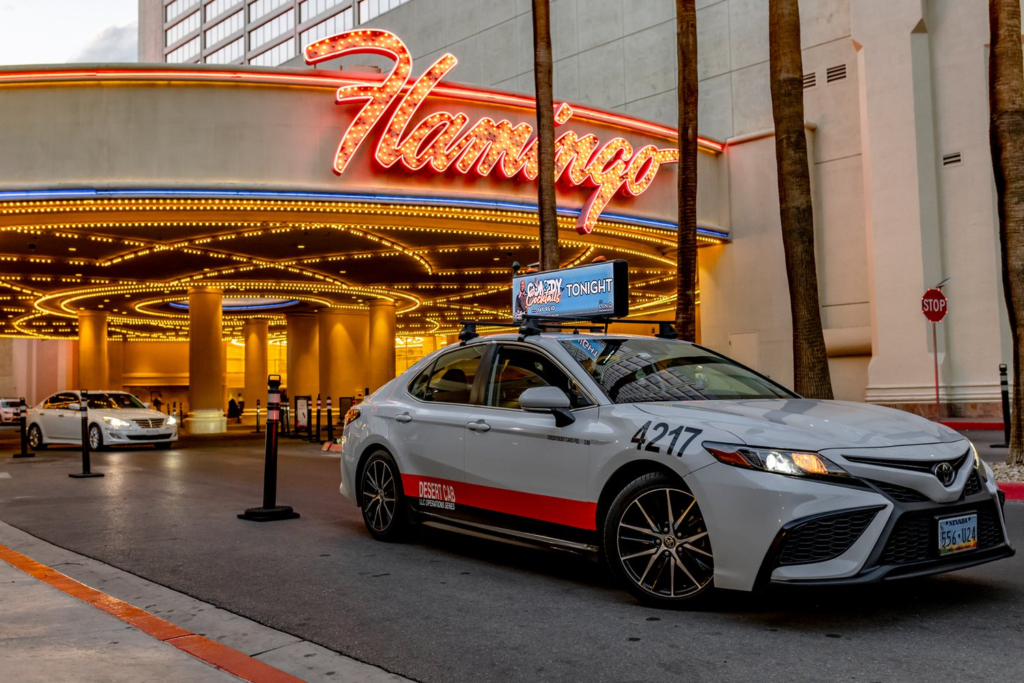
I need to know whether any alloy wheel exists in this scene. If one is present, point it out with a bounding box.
[88,425,102,450]
[361,458,397,533]
[28,425,42,449]
[616,487,714,599]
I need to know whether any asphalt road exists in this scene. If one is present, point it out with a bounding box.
[1,425,1022,683]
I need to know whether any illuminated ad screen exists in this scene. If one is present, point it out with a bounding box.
[512,260,629,322]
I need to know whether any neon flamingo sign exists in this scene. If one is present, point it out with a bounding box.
[305,30,679,235]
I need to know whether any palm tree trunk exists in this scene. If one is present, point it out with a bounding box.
[675,0,698,342]
[768,0,833,399]
[989,0,1024,465]
[532,0,560,272]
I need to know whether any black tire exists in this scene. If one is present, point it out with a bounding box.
[602,472,715,608]
[27,423,46,450]
[88,423,104,451]
[359,450,410,541]
[154,442,173,450]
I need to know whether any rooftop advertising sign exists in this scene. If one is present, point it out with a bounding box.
[512,260,628,322]
[304,30,679,235]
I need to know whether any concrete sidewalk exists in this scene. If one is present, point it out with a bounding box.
[0,522,410,683]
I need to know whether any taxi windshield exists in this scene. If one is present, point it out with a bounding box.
[560,338,796,403]
[85,393,146,410]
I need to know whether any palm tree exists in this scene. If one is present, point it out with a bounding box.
[532,0,559,271]
[989,0,1024,465]
[768,0,833,399]
[674,0,698,342]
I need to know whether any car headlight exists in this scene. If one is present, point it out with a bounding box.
[970,441,986,479]
[166,415,177,426]
[102,416,132,429]
[705,442,852,482]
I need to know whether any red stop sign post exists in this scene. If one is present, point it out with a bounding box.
[922,288,948,421]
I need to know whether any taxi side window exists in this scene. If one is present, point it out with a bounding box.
[485,346,592,410]
[409,345,485,404]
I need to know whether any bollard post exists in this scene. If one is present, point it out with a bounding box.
[326,396,334,443]
[69,390,103,478]
[994,364,1011,449]
[12,398,34,458]
[252,399,262,434]
[239,375,299,521]
[313,394,322,443]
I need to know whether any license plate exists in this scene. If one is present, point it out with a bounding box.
[938,514,978,556]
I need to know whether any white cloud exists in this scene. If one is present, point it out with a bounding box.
[74,22,138,63]
[0,0,137,65]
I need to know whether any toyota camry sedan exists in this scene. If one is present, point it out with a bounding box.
[28,390,178,451]
[339,332,1013,607]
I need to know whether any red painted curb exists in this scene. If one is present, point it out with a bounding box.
[998,482,1024,501]
[940,421,1004,431]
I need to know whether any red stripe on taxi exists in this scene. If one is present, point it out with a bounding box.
[401,474,597,530]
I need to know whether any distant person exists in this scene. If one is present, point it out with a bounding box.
[152,395,164,413]
[227,397,239,420]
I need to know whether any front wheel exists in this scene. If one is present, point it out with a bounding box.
[27,424,46,450]
[88,423,104,451]
[359,450,410,541]
[603,472,715,608]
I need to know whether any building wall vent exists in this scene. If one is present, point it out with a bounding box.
[803,72,816,89]
[942,152,963,166]
[826,64,847,83]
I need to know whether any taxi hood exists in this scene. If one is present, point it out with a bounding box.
[634,399,962,451]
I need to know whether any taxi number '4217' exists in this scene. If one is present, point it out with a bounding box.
[630,421,703,457]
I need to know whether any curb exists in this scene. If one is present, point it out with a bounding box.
[940,421,1004,431]
[998,482,1024,501]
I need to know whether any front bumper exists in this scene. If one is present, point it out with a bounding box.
[105,428,177,443]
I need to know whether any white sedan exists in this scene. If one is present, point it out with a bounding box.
[27,390,178,451]
[339,332,1014,607]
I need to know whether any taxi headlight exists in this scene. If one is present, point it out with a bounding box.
[102,416,132,429]
[705,442,851,481]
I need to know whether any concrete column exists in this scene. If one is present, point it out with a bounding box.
[186,287,227,434]
[319,309,369,401]
[77,310,109,390]
[242,318,269,421]
[368,300,397,394]
[285,314,319,400]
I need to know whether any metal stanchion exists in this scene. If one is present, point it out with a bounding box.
[69,390,103,478]
[312,394,322,443]
[994,364,1011,449]
[252,399,262,434]
[239,375,299,521]
[12,398,34,458]
[326,396,334,443]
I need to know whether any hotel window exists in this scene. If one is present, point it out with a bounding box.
[299,0,346,23]
[358,0,409,23]
[205,9,244,47]
[205,36,245,63]
[249,0,289,22]
[249,38,296,66]
[205,0,241,22]
[167,36,201,63]
[165,11,201,46]
[300,8,353,47]
[166,0,200,22]
[250,8,295,51]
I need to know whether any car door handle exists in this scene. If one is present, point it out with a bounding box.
[467,421,491,432]
[395,413,413,423]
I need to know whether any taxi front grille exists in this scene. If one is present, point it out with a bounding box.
[963,471,983,496]
[867,480,930,503]
[778,508,881,566]
[880,502,1004,565]
[132,418,164,429]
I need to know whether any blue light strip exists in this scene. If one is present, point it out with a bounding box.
[169,299,300,311]
[0,188,731,241]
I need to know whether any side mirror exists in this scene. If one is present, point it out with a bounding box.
[67,403,80,411]
[519,387,575,427]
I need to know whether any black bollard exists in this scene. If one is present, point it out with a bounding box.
[239,375,299,521]
[326,396,334,443]
[12,398,34,458]
[313,394,322,443]
[252,399,262,434]
[994,364,1011,449]
[69,390,103,478]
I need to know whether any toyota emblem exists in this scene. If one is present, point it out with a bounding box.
[933,461,956,487]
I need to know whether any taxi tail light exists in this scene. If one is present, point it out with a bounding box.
[344,408,360,427]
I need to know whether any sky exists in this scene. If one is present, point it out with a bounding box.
[0,0,138,66]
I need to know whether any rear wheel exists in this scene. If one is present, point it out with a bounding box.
[88,424,104,451]
[603,472,715,608]
[359,450,410,541]
[27,424,46,450]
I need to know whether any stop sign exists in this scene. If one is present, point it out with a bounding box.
[922,288,948,322]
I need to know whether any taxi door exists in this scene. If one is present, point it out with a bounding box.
[463,343,598,532]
